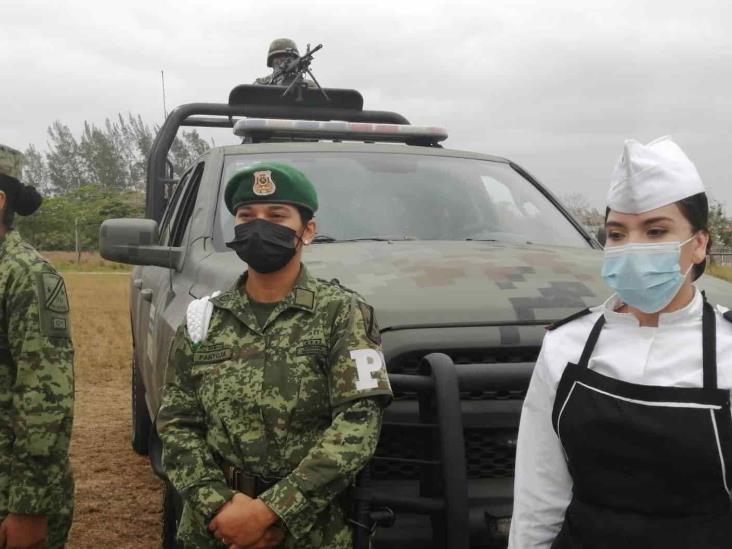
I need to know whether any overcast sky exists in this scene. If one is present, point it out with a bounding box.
[2,0,731,209]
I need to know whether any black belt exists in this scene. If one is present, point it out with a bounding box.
[222,465,280,497]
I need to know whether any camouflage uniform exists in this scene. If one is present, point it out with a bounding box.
[253,73,317,88]
[0,145,23,179]
[0,230,75,548]
[253,38,316,88]
[157,265,392,548]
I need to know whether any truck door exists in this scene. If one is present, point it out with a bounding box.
[134,165,196,409]
[148,161,206,411]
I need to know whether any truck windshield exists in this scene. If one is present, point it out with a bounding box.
[215,152,589,248]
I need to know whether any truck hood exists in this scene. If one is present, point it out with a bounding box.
[306,240,608,328]
[194,241,732,329]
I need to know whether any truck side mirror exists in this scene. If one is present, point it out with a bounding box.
[99,218,183,270]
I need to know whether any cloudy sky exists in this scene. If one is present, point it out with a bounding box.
[2,0,731,208]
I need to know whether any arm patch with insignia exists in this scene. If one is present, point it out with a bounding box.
[358,302,381,345]
[36,272,71,338]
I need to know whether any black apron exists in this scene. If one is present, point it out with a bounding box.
[550,299,732,548]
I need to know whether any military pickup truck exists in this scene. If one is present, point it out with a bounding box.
[99,85,732,548]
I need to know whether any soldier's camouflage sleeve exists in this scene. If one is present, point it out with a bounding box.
[258,295,393,540]
[6,265,74,515]
[327,294,392,408]
[157,324,235,524]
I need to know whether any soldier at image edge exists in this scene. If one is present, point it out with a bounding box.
[156,162,392,548]
[0,144,75,549]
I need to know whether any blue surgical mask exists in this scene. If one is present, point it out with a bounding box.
[601,236,696,313]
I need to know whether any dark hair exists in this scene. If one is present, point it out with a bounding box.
[677,192,711,280]
[296,206,314,224]
[0,174,43,228]
[604,192,710,280]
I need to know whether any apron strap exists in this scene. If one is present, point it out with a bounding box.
[701,298,718,390]
[577,315,606,369]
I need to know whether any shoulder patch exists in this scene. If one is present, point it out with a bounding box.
[41,272,70,313]
[35,272,71,338]
[546,308,592,331]
[358,301,381,345]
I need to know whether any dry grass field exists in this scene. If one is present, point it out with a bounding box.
[42,251,132,272]
[709,263,732,283]
[64,273,162,548]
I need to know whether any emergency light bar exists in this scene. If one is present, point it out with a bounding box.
[233,117,448,145]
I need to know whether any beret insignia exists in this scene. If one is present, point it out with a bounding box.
[252,170,276,196]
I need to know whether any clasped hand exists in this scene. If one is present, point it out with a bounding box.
[0,513,48,549]
[208,492,284,549]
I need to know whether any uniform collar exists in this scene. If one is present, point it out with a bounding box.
[0,230,22,261]
[211,263,318,333]
[594,286,703,327]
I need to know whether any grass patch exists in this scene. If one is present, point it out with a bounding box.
[42,251,132,272]
[64,273,163,548]
[64,273,133,378]
[708,263,732,283]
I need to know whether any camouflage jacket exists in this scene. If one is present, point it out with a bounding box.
[157,265,392,548]
[0,231,74,523]
[253,73,317,87]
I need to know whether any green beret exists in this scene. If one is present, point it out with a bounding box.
[224,162,319,215]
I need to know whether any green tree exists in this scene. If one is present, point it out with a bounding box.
[80,121,127,189]
[709,200,732,248]
[169,129,210,177]
[15,184,145,253]
[22,144,51,194]
[116,113,154,189]
[46,121,85,193]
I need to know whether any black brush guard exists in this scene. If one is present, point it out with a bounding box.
[354,353,534,549]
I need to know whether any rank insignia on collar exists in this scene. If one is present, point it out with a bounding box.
[252,170,276,196]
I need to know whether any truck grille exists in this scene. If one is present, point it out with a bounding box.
[375,347,538,480]
[374,427,520,479]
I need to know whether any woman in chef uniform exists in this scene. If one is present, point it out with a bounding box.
[508,136,732,549]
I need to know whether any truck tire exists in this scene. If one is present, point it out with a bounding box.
[132,356,152,455]
[162,482,183,549]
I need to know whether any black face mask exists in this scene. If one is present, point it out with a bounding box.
[226,218,303,273]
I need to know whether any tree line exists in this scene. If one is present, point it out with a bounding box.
[16,113,210,252]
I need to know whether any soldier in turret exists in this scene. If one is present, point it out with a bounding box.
[254,38,316,88]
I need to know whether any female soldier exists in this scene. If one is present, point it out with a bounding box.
[157,162,392,549]
[0,146,75,549]
[509,137,732,548]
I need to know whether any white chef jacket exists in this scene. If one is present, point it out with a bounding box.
[508,287,732,549]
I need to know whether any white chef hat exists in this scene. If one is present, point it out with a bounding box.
[606,136,705,214]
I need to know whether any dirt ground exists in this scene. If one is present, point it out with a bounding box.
[63,273,162,548]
